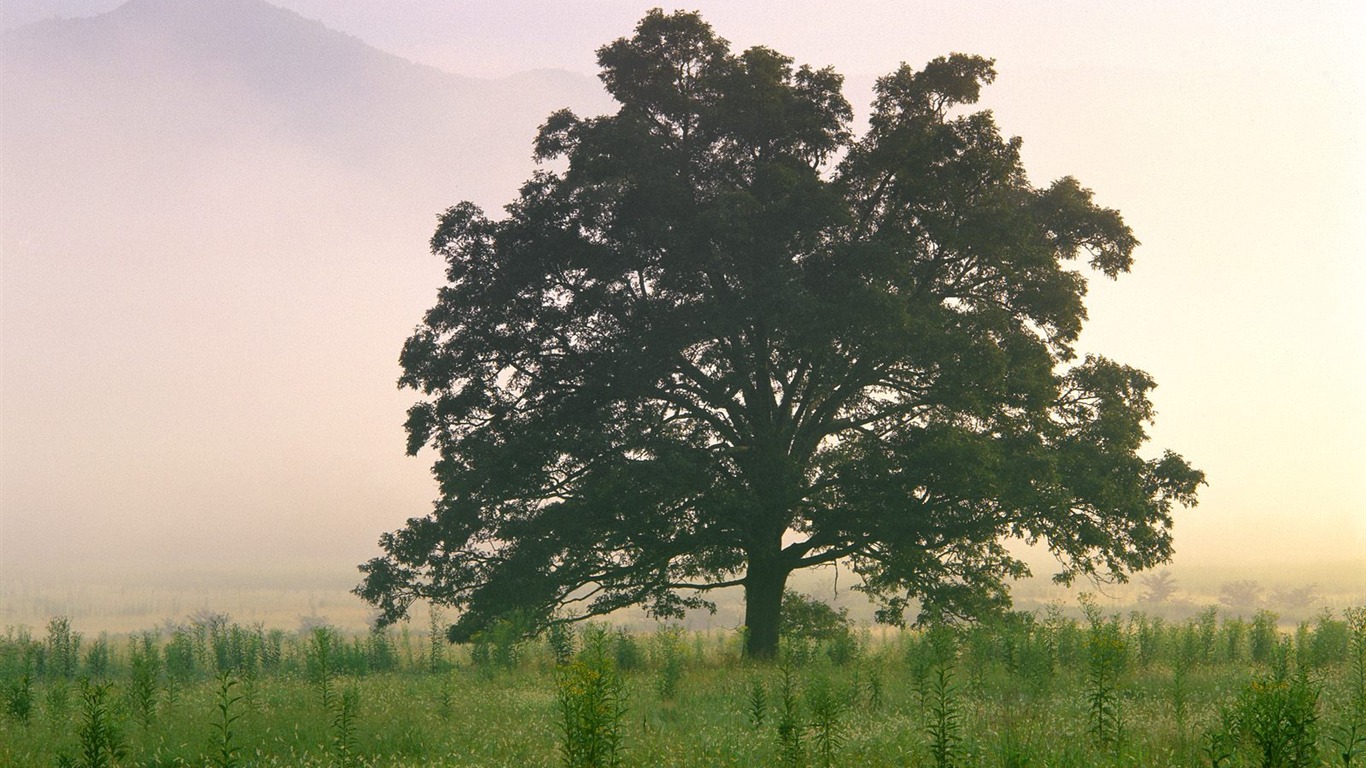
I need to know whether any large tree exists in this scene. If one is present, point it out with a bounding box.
[357,11,1203,658]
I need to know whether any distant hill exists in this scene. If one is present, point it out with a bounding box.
[0,0,610,574]
[2,0,606,200]
[1,0,123,30]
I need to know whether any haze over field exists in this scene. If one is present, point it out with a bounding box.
[2,0,1363,627]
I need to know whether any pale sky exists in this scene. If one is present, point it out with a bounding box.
[2,0,1363,601]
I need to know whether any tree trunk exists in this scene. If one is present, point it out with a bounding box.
[743,556,788,660]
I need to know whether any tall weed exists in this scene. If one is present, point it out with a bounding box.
[556,628,627,768]
[208,672,244,768]
[56,680,125,768]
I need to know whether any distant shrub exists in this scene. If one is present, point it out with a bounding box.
[781,589,859,664]
[781,590,851,644]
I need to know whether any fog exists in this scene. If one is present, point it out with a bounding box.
[2,0,1362,629]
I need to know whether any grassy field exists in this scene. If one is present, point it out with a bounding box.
[2,601,1363,767]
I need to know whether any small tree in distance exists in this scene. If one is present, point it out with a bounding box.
[1219,580,1265,614]
[357,10,1204,659]
[1140,571,1179,604]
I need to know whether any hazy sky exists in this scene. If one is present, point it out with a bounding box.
[2,0,1363,597]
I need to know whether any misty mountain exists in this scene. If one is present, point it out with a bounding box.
[1,0,121,30]
[0,0,609,571]
[3,0,605,197]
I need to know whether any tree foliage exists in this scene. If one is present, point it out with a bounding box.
[357,10,1203,657]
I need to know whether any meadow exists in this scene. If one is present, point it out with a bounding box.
[1,599,1363,767]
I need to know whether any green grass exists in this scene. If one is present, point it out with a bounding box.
[1,605,1363,767]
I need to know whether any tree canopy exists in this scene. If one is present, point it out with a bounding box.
[357,10,1204,658]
